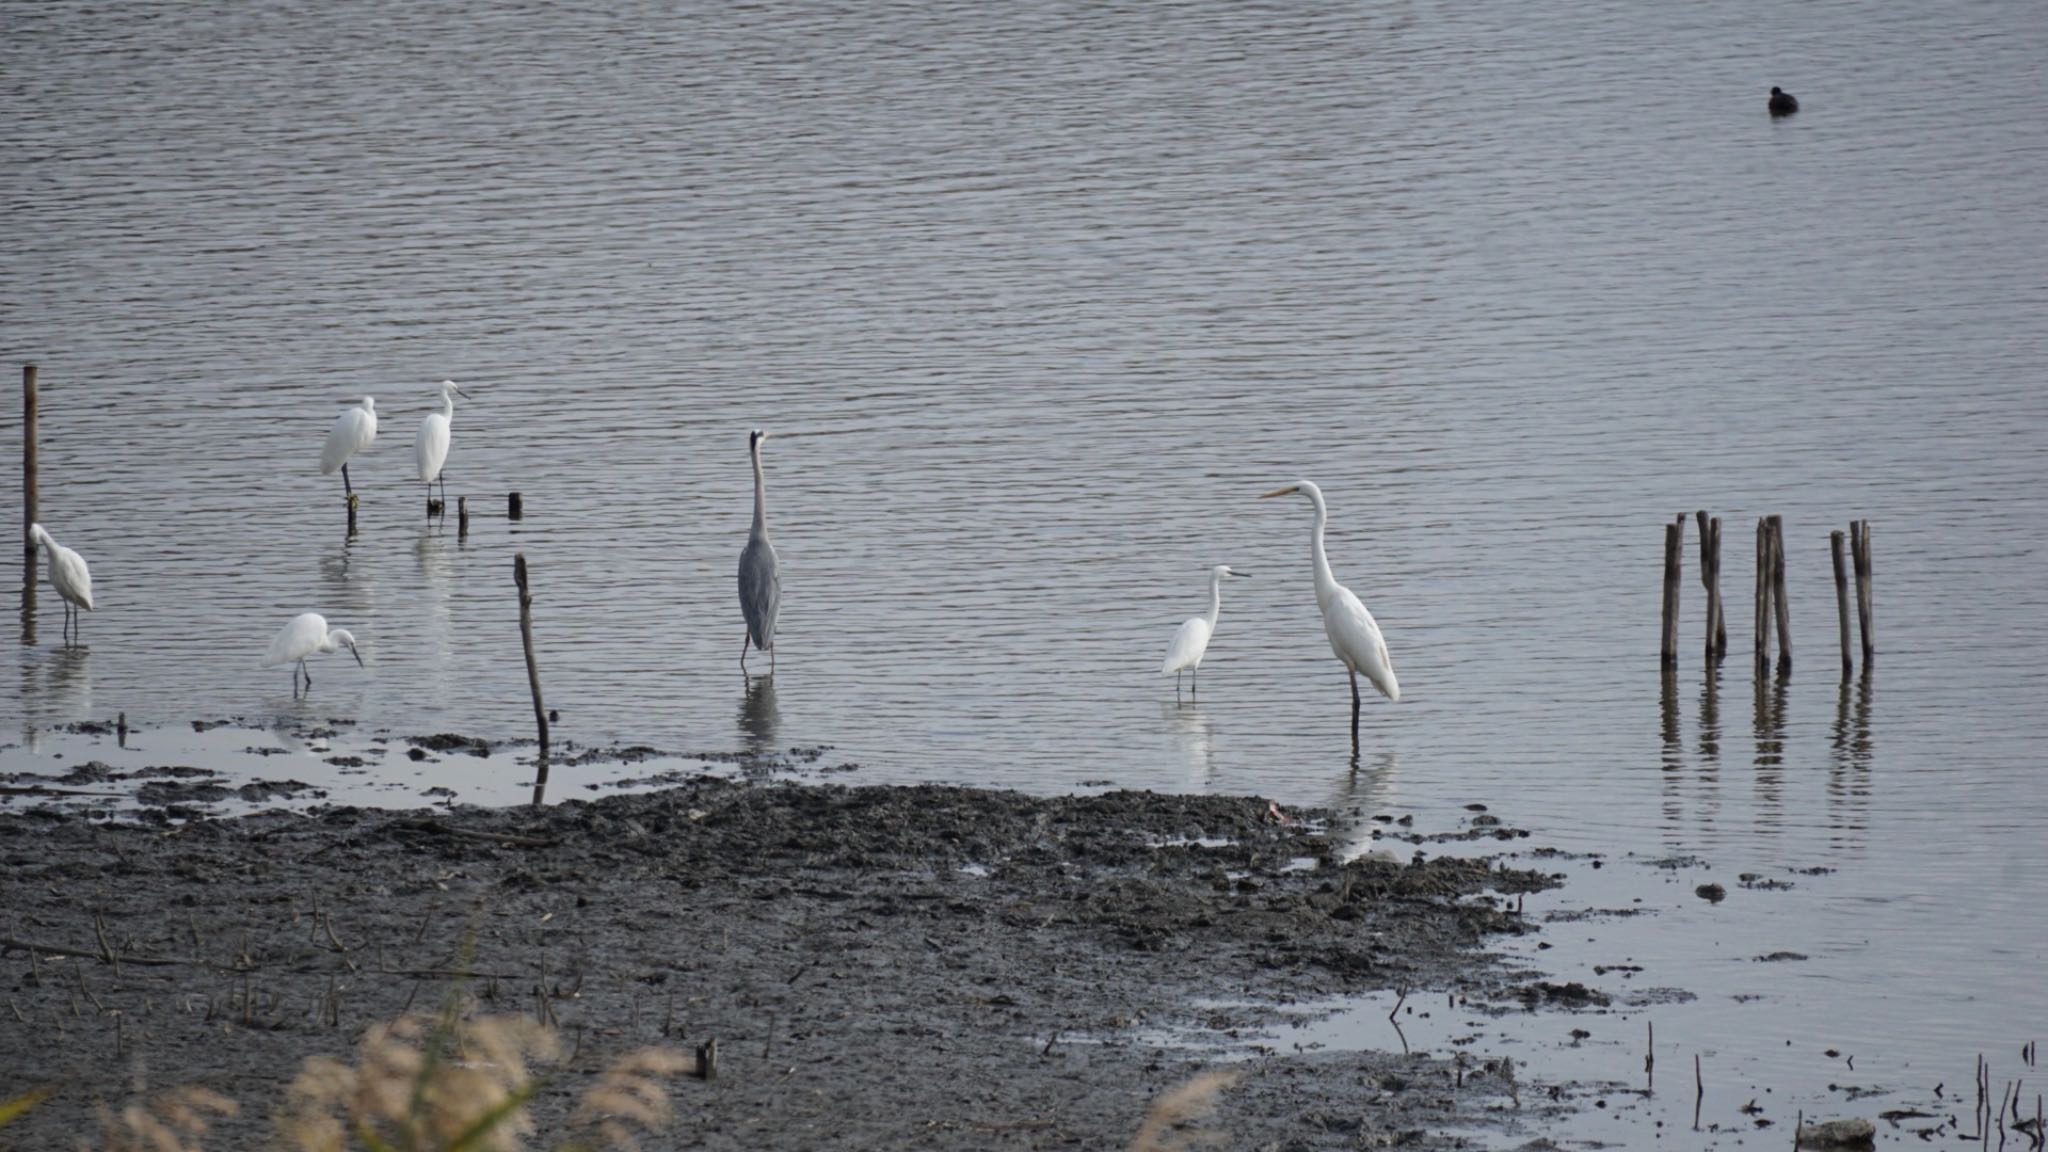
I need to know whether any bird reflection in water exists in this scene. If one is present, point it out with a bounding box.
[1329,750,1399,865]
[1161,701,1217,792]
[739,674,779,757]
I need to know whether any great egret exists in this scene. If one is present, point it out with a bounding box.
[738,429,781,673]
[1769,86,1799,116]
[1260,480,1400,740]
[264,612,363,697]
[413,380,471,509]
[1161,564,1246,696]
[321,397,378,496]
[27,523,94,646]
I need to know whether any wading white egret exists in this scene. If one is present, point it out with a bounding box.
[264,612,362,697]
[413,380,471,508]
[321,397,378,496]
[738,429,781,673]
[1161,564,1246,696]
[28,523,94,647]
[1260,480,1399,741]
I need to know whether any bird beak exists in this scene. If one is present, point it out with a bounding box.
[453,385,471,399]
[1230,570,1250,577]
[350,646,365,667]
[1258,486,1298,499]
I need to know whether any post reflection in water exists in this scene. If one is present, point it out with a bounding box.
[739,675,779,756]
[1751,665,1789,834]
[19,562,36,648]
[1329,750,1399,864]
[1828,668,1874,837]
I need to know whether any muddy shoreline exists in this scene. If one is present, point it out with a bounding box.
[1,765,1579,1149]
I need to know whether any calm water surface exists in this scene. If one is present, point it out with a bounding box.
[5,0,2045,1143]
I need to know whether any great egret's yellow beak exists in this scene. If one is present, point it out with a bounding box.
[1258,486,1299,500]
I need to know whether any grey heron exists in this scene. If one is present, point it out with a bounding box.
[738,428,781,673]
[321,397,377,497]
[264,612,363,697]
[1260,480,1400,742]
[1161,565,1246,696]
[28,523,94,647]
[413,380,471,509]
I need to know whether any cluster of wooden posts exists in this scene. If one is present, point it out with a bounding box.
[1662,510,1873,674]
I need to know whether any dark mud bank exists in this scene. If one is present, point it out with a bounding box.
[0,780,1570,1149]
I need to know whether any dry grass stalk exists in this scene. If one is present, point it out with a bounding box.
[279,1011,558,1152]
[568,1049,696,1152]
[1126,1068,1242,1152]
[87,1086,239,1152]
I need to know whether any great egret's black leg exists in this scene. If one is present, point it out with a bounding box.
[342,463,353,497]
[1350,669,1362,747]
[740,633,751,672]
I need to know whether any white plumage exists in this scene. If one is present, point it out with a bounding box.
[29,522,94,645]
[1161,564,1243,695]
[413,380,469,485]
[264,612,363,696]
[321,397,377,492]
[1261,480,1399,735]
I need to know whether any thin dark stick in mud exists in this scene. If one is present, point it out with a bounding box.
[1694,1053,1704,1130]
[1832,529,1852,672]
[1661,518,1683,665]
[514,554,549,756]
[1389,985,1409,1023]
[1769,516,1792,672]
[22,364,37,562]
[0,936,179,968]
[1646,1019,1654,1091]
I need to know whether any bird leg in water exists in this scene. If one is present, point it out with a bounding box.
[739,633,751,673]
[1350,669,1362,743]
[1192,665,1199,696]
[341,462,353,497]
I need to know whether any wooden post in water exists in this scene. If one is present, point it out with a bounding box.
[514,553,549,756]
[1853,520,1873,661]
[1754,517,1772,665]
[346,492,358,536]
[1697,510,1725,660]
[1660,518,1683,665]
[1768,515,1791,672]
[22,364,38,562]
[457,496,469,539]
[1830,530,1852,673]
[508,492,524,521]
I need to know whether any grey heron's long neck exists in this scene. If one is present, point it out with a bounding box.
[1204,571,1224,629]
[1310,491,1337,610]
[750,443,768,537]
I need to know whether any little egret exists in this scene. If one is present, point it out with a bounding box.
[28,523,94,647]
[413,380,471,508]
[1260,480,1399,742]
[321,397,378,496]
[1161,565,1246,696]
[264,612,362,697]
[738,429,781,673]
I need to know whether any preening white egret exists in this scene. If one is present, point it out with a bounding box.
[28,523,94,646]
[738,429,781,673]
[413,380,471,508]
[1260,480,1399,740]
[1161,565,1246,696]
[264,612,362,697]
[321,397,378,496]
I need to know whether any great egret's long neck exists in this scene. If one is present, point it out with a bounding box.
[442,392,457,422]
[1204,571,1224,629]
[750,442,768,537]
[1309,489,1337,611]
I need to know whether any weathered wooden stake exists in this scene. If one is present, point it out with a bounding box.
[1853,520,1873,661]
[1830,530,1851,673]
[1660,519,1683,664]
[1697,510,1725,660]
[22,364,38,562]
[508,491,524,520]
[1754,517,1772,665]
[457,496,469,538]
[1769,515,1792,672]
[346,491,358,536]
[696,1037,719,1081]
[514,554,548,755]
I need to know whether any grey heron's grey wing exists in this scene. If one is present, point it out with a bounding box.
[739,538,780,649]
